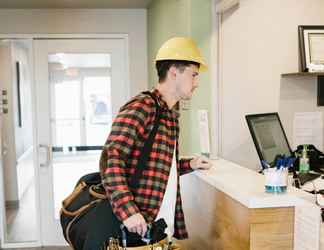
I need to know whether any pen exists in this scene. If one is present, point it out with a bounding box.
[261,160,271,170]
[287,157,296,169]
[276,158,282,170]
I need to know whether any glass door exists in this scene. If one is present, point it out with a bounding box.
[34,38,128,245]
[0,39,39,249]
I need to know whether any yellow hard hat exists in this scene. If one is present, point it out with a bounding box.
[155,37,208,72]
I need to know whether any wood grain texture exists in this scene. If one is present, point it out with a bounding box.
[179,174,294,250]
[250,208,294,250]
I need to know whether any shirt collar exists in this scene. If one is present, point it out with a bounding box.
[151,88,180,118]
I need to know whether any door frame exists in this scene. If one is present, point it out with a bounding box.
[0,33,130,249]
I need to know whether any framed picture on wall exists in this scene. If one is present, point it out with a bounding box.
[298,25,324,72]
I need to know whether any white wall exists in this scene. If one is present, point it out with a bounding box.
[279,76,324,151]
[0,43,19,202]
[0,9,148,96]
[12,41,33,159]
[219,0,324,170]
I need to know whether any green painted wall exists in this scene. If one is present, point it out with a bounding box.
[187,0,212,156]
[147,0,190,86]
[147,0,212,156]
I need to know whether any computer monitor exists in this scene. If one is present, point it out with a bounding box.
[245,113,292,165]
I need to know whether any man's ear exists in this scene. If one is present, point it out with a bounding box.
[167,65,177,80]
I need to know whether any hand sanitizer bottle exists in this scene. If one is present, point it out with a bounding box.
[299,145,310,173]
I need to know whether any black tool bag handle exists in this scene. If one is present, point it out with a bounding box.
[129,91,161,188]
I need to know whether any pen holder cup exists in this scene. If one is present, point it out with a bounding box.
[264,168,288,193]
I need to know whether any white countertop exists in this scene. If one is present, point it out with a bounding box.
[192,158,324,249]
[193,158,317,209]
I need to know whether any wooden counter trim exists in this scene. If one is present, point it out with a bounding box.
[180,174,294,250]
[250,208,294,250]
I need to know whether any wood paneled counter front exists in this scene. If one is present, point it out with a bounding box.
[179,158,321,250]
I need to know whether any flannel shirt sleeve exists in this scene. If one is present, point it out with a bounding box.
[179,158,194,176]
[102,98,154,222]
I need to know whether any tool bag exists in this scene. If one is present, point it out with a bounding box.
[60,91,164,250]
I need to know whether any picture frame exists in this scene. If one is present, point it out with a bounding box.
[298,25,324,72]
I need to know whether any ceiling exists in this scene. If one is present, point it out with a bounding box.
[0,0,153,9]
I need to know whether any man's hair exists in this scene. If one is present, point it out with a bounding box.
[155,60,200,83]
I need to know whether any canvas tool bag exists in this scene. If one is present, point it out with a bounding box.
[60,91,167,250]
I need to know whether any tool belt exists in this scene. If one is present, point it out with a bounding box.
[107,237,181,250]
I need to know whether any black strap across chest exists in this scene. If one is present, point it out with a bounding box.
[129,91,161,188]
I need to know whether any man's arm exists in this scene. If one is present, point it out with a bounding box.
[179,158,194,176]
[101,97,155,223]
[179,156,212,175]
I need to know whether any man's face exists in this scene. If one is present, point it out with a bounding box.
[174,64,199,100]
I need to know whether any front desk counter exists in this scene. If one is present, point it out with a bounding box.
[179,158,324,250]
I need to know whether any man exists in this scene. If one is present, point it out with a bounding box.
[100,37,212,245]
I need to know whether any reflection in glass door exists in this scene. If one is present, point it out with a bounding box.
[34,38,127,245]
[49,53,112,219]
[52,80,81,149]
[84,76,112,146]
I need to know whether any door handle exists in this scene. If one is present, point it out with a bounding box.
[39,144,51,167]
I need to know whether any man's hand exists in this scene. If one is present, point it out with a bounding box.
[123,213,147,237]
[190,155,212,170]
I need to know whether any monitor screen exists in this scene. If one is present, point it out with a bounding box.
[245,113,292,165]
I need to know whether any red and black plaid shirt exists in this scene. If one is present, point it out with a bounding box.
[100,89,193,239]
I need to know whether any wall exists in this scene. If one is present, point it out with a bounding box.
[11,41,35,201]
[187,0,212,156]
[148,0,190,85]
[148,0,212,156]
[279,76,324,151]
[220,0,324,170]
[0,9,148,96]
[12,41,33,159]
[0,40,33,204]
[0,43,19,203]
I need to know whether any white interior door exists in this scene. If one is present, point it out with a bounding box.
[33,38,129,245]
